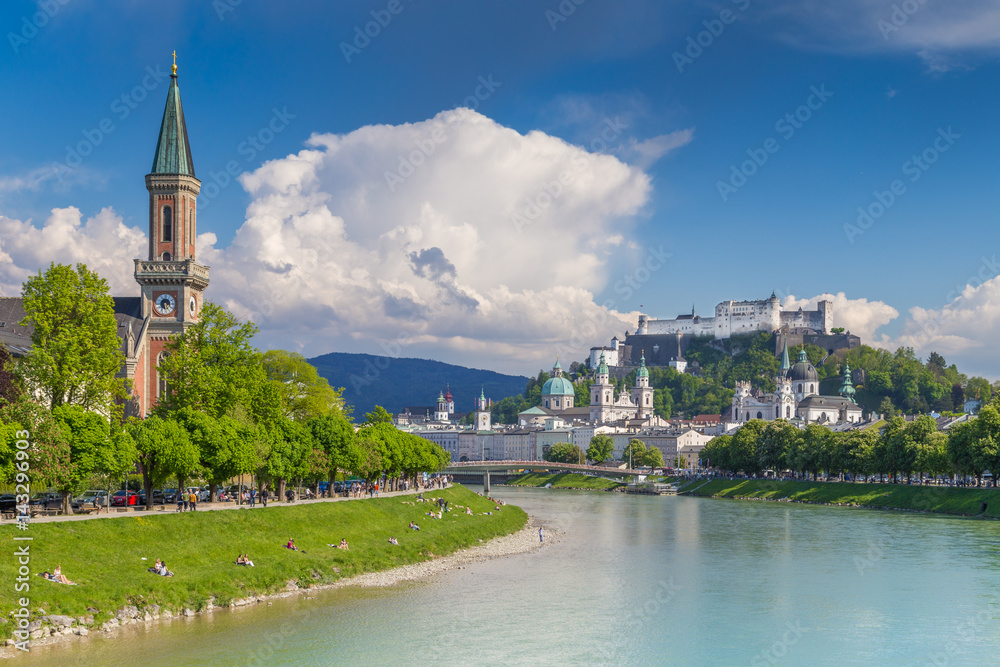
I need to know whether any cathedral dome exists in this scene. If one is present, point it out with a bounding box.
[787,348,818,383]
[542,376,575,396]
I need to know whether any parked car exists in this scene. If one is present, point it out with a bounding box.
[29,492,62,509]
[161,488,179,503]
[111,490,138,506]
[71,490,109,510]
[0,493,17,512]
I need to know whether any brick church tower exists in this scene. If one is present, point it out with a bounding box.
[131,55,209,415]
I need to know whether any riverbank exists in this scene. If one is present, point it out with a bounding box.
[0,485,527,654]
[504,472,623,491]
[680,479,1000,517]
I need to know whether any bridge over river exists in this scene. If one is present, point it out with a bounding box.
[443,460,645,493]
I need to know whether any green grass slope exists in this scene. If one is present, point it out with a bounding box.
[506,472,624,490]
[0,486,525,638]
[682,479,1000,517]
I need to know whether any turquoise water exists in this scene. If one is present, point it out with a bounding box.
[20,488,1000,665]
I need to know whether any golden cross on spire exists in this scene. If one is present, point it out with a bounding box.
[171,50,177,75]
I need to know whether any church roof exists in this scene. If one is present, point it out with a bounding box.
[637,352,649,378]
[151,68,196,177]
[597,352,609,375]
[797,395,861,410]
[787,347,818,383]
[0,296,144,358]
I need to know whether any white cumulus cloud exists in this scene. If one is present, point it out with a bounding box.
[781,292,899,343]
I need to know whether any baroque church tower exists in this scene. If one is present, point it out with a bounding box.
[132,55,210,415]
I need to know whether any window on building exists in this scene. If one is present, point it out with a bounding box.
[162,252,171,261]
[163,206,172,242]
[786,406,791,418]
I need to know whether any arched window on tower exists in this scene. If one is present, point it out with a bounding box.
[756,411,763,420]
[162,252,171,261]
[786,405,791,418]
[156,352,168,399]
[163,206,172,242]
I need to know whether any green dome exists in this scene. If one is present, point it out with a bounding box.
[542,376,575,396]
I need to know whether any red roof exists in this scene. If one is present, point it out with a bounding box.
[691,414,721,423]
[444,387,453,400]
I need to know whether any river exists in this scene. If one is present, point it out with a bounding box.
[18,487,1000,665]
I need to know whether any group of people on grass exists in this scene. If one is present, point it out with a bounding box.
[148,558,174,577]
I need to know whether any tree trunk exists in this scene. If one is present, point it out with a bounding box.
[62,490,73,516]
[277,478,287,503]
[142,466,153,510]
[209,483,219,503]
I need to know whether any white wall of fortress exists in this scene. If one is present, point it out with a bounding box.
[638,298,832,339]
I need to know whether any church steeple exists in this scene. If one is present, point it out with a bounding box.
[151,53,195,178]
[780,341,790,374]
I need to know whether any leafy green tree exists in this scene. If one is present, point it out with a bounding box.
[641,446,665,469]
[729,419,766,474]
[702,435,732,471]
[51,404,117,513]
[1,398,71,500]
[309,412,358,494]
[19,263,126,414]
[545,442,583,464]
[621,439,647,465]
[157,302,281,428]
[127,415,199,506]
[757,420,797,472]
[0,346,23,408]
[362,406,394,426]
[262,350,347,421]
[587,434,614,464]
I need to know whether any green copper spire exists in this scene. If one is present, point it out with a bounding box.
[797,346,808,363]
[637,352,649,378]
[780,342,790,372]
[597,352,609,376]
[839,363,857,401]
[151,58,196,177]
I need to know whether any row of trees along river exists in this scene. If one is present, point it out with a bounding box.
[0,263,450,515]
[702,405,1000,483]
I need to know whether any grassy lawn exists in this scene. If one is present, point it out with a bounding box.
[506,472,624,490]
[682,479,1000,516]
[0,485,525,638]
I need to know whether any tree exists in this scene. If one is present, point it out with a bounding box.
[545,442,583,464]
[878,397,896,420]
[362,406,394,426]
[51,405,118,514]
[19,263,125,414]
[1,397,71,500]
[262,350,347,421]
[622,439,647,465]
[309,412,357,494]
[0,346,22,407]
[127,415,199,506]
[757,420,797,473]
[157,302,280,427]
[641,446,665,469]
[730,420,766,474]
[587,434,614,464]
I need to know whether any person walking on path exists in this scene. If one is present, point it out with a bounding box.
[177,493,184,512]
[539,527,544,543]
[261,488,267,507]
[182,493,188,512]
[189,490,198,511]
[250,489,256,508]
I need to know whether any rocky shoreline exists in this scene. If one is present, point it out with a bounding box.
[1,518,544,659]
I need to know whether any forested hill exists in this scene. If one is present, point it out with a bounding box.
[307,352,529,417]
[487,333,996,424]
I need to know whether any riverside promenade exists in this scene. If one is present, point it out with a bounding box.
[15,483,454,525]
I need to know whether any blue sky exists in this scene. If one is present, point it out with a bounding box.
[3,0,1000,378]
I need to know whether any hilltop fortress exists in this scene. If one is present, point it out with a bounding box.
[636,293,832,338]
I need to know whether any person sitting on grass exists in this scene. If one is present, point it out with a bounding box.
[338,538,349,550]
[466,507,473,515]
[152,560,173,577]
[242,553,254,567]
[388,537,398,545]
[285,539,298,551]
[236,554,246,565]
[53,565,74,585]
[408,521,420,530]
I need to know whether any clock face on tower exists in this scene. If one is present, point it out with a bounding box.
[155,293,176,315]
